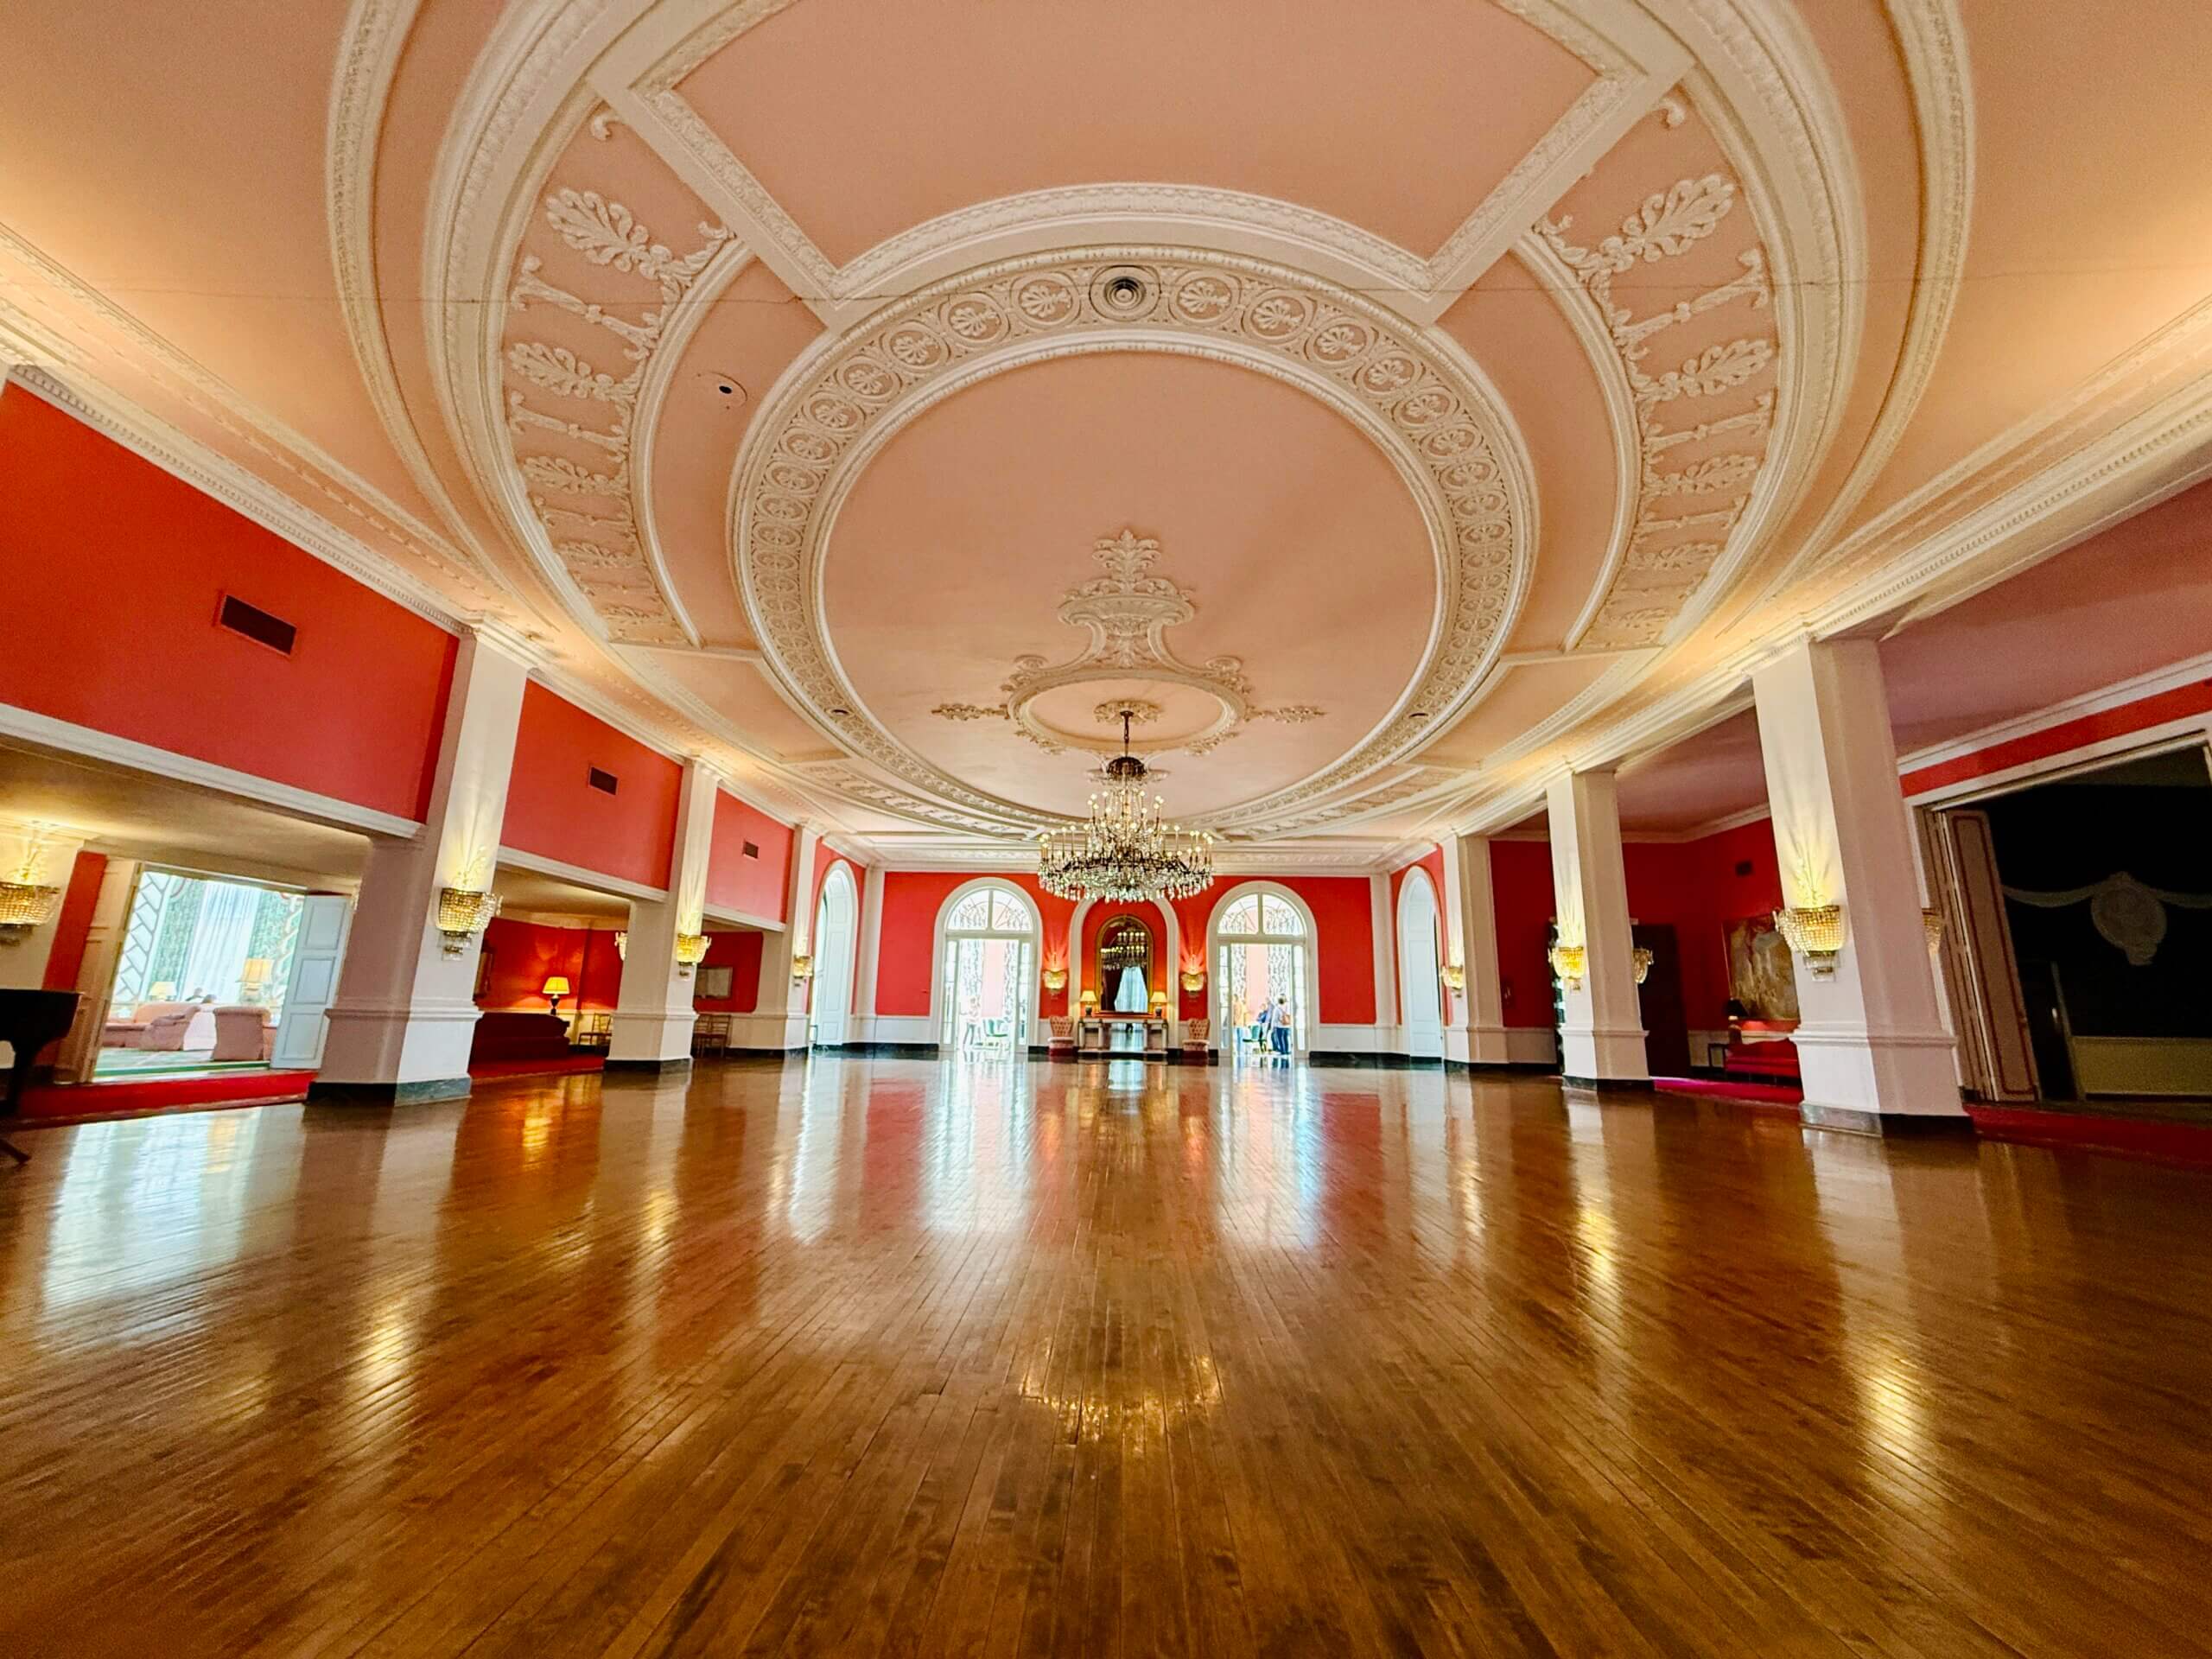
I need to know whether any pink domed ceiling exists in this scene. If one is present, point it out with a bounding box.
[6,0,2210,859]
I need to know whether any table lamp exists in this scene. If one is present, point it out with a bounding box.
[543,975,572,1016]
[240,957,273,1003]
[1078,988,1098,1013]
[1149,988,1168,1016]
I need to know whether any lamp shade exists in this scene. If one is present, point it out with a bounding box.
[542,976,572,997]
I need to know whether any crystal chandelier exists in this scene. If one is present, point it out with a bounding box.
[1038,710,1215,903]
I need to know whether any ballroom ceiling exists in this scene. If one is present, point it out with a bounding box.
[3,0,2209,868]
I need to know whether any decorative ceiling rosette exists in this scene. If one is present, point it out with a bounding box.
[732,246,1533,834]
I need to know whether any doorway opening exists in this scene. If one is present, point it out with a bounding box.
[938,882,1038,1056]
[1396,868,1444,1059]
[1929,743,2212,1103]
[1214,887,1310,1060]
[94,868,340,1078]
[810,863,858,1047]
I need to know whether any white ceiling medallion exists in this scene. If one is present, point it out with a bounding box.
[733,247,1532,836]
[927,529,1324,759]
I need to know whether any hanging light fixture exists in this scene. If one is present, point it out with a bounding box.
[1038,709,1214,904]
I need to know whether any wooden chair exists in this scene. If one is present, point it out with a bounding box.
[572,1011,613,1050]
[691,1013,731,1056]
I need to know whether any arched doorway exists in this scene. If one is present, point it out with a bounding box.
[934,880,1040,1054]
[1396,868,1444,1059]
[810,861,858,1047]
[1211,884,1315,1059]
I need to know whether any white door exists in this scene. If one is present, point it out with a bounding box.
[1399,877,1444,1058]
[810,869,857,1046]
[270,894,353,1069]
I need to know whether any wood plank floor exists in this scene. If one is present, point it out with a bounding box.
[3,1057,2211,1656]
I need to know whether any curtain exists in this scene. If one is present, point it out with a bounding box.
[1113,964,1147,1013]
[177,880,264,1001]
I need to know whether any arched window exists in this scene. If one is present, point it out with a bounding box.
[938,881,1039,1054]
[1211,886,1313,1058]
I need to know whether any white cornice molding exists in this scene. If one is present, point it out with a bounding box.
[1896,652,2212,782]
[0,700,425,841]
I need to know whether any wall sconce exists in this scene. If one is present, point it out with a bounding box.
[435,886,500,957]
[1179,966,1206,994]
[791,952,815,981]
[674,931,709,976]
[613,930,627,961]
[1440,960,1466,994]
[1774,903,1846,977]
[0,880,64,944]
[1548,942,1586,989]
[1631,946,1655,986]
[1041,966,1068,993]
[1922,907,1945,955]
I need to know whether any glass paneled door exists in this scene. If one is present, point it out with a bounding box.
[939,885,1037,1054]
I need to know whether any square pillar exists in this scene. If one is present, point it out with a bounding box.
[1546,771,1649,1085]
[607,758,719,1071]
[1752,637,1961,1130]
[850,861,886,1046]
[1370,873,1397,1054]
[312,626,531,1104]
[737,823,817,1052]
[1441,832,1513,1067]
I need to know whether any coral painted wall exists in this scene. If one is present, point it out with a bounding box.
[474,917,624,1013]
[500,683,683,890]
[874,872,1073,1019]
[692,929,766,1014]
[703,791,792,920]
[1488,840,1558,1028]
[1194,877,1377,1027]
[0,385,457,822]
[40,852,107,994]
[1898,677,2212,797]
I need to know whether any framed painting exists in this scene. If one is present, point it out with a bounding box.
[1723,913,1799,1022]
[696,964,734,1001]
[473,946,495,1001]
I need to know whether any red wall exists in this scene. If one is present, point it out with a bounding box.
[501,683,683,890]
[874,872,1075,1018]
[1899,677,2212,797]
[40,852,107,994]
[1488,840,1558,1028]
[0,385,457,821]
[474,917,624,1013]
[692,929,765,1014]
[703,791,792,920]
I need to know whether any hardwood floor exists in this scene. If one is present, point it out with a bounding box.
[3,1057,2210,1656]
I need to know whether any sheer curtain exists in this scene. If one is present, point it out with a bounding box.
[178,880,262,1001]
[1113,964,1147,1013]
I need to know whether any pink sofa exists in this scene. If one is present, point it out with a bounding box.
[211,1005,274,1062]
[101,1001,206,1051]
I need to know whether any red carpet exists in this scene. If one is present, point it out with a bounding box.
[467,1054,605,1081]
[1654,1076,1804,1109]
[13,1069,316,1127]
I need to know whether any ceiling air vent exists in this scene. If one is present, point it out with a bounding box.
[587,766,620,796]
[741,841,760,859]
[216,594,296,656]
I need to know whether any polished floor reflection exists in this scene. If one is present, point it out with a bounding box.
[3,1058,2211,1656]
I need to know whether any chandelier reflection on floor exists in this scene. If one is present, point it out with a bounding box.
[1038,709,1215,903]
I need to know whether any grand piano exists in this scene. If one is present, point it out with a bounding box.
[0,988,82,1163]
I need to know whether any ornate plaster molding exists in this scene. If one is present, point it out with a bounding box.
[927,530,1317,760]
[731,247,1532,834]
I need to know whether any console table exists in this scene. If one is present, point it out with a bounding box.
[1076,1014,1169,1058]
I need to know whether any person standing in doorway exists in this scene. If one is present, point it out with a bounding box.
[1270,996,1292,1057]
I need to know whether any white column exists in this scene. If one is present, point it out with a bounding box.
[312,626,531,1103]
[738,823,817,1052]
[1370,873,1397,1055]
[1546,770,1649,1084]
[1441,832,1512,1067]
[850,862,886,1046]
[607,758,718,1071]
[0,823,87,1069]
[1752,636,1961,1128]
